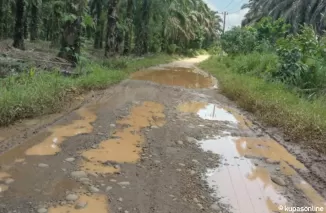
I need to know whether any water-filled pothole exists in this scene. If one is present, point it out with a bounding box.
[198,135,326,213]
[131,67,214,88]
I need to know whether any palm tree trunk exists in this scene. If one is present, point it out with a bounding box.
[30,2,39,41]
[0,0,3,39]
[105,0,119,57]
[13,0,25,50]
[24,13,28,39]
[135,0,151,55]
[123,0,133,54]
[94,5,102,49]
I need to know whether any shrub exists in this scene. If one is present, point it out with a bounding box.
[221,26,258,55]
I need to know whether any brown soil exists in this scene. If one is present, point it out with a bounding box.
[0,55,326,213]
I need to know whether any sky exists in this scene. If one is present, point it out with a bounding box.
[203,0,249,30]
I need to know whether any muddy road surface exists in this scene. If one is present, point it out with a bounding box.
[1,55,326,213]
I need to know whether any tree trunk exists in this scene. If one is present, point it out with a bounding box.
[24,12,28,39]
[0,0,3,39]
[105,0,119,57]
[94,5,102,49]
[135,0,151,55]
[13,0,25,50]
[123,0,133,55]
[30,2,38,41]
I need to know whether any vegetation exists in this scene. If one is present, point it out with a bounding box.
[0,54,176,126]
[242,0,326,34]
[0,0,221,126]
[200,57,326,153]
[206,13,326,152]
[0,0,221,60]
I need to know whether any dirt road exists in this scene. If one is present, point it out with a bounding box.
[1,55,326,213]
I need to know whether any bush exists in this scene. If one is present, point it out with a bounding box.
[167,44,178,54]
[221,26,258,55]
[231,52,278,78]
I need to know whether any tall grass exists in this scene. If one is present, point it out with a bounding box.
[200,56,326,153]
[0,54,177,126]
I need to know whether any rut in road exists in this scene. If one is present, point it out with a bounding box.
[0,55,326,213]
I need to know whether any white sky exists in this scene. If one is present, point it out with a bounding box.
[203,0,249,30]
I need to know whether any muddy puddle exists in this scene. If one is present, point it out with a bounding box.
[25,107,97,156]
[131,67,215,89]
[178,102,252,129]
[48,193,109,213]
[199,135,326,213]
[80,101,166,174]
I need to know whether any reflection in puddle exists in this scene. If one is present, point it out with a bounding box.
[131,68,214,88]
[25,107,97,156]
[177,102,252,129]
[235,137,305,169]
[200,135,326,213]
[48,194,109,213]
[200,136,287,213]
[81,101,166,174]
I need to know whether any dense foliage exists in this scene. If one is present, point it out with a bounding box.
[0,0,221,61]
[220,17,326,98]
[242,0,326,34]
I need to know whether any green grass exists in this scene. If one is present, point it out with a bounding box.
[0,54,177,126]
[200,56,326,153]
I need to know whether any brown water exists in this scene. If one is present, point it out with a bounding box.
[25,107,97,156]
[296,181,326,210]
[81,101,166,174]
[131,68,214,88]
[199,135,326,213]
[48,193,109,213]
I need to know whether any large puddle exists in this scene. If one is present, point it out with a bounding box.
[199,135,326,213]
[25,107,97,156]
[131,67,214,88]
[177,102,252,129]
[80,101,166,174]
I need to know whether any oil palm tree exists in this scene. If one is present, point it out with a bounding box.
[243,0,326,34]
[13,0,25,49]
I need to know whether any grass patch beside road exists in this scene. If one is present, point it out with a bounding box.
[0,54,176,126]
[200,56,326,153]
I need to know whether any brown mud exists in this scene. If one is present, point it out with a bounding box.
[0,55,326,213]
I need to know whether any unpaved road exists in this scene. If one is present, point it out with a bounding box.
[1,55,326,213]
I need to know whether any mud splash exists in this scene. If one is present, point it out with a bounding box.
[48,194,109,213]
[81,101,166,174]
[25,107,97,156]
[131,67,214,89]
[201,136,287,213]
[177,102,252,129]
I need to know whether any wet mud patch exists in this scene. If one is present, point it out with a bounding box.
[25,107,97,156]
[80,101,166,175]
[48,193,109,213]
[131,67,215,89]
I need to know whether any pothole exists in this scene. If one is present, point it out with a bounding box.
[197,135,326,213]
[131,67,215,89]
